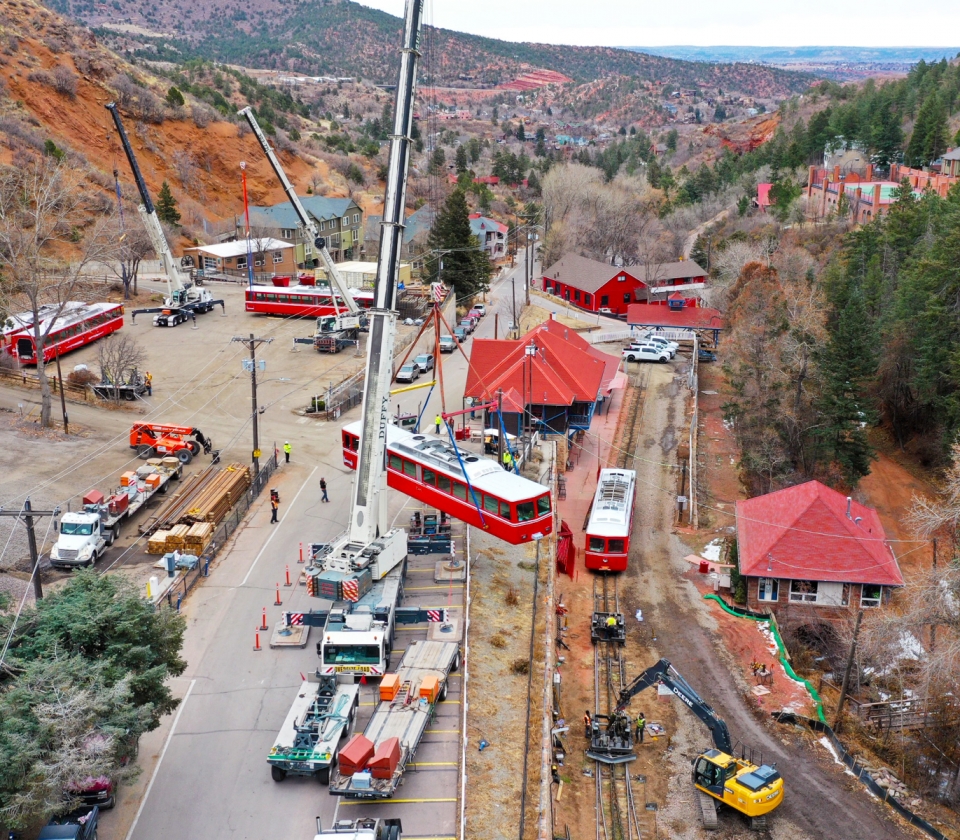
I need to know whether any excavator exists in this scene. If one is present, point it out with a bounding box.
[615,658,784,831]
[106,103,225,327]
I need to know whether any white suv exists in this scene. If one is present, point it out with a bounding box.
[627,339,676,359]
[622,345,670,363]
[635,332,679,354]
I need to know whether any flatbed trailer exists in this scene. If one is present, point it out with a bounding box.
[329,640,460,799]
[268,677,360,784]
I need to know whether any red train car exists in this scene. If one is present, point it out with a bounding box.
[584,468,636,572]
[342,421,552,545]
[8,301,124,364]
[244,279,374,318]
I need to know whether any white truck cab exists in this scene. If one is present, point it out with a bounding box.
[50,513,107,569]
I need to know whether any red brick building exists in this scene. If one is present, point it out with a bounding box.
[736,481,903,621]
[541,253,707,316]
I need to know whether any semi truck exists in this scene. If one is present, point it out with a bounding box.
[268,676,360,784]
[313,818,401,840]
[50,460,182,569]
[329,640,460,799]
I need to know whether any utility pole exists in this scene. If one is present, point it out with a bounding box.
[511,279,517,338]
[0,498,60,600]
[232,334,273,477]
[496,389,504,469]
[54,347,68,434]
[834,608,864,732]
[525,232,532,306]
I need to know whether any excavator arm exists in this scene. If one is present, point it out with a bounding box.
[238,107,359,316]
[616,658,732,753]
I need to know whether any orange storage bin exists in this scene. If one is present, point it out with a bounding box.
[145,474,161,489]
[368,737,401,780]
[379,674,400,702]
[419,675,440,703]
[338,734,375,776]
[120,471,137,487]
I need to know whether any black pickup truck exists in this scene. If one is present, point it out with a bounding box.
[38,806,99,840]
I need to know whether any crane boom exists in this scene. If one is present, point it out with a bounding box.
[238,106,359,316]
[616,658,732,753]
[106,102,188,301]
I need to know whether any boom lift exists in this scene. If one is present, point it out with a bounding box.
[239,106,364,335]
[129,422,213,464]
[106,103,224,326]
[614,658,784,831]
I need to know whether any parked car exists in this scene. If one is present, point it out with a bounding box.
[453,327,468,343]
[68,775,115,810]
[622,345,670,363]
[460,318,476,334]
[598,307,615,316]
[395,363,420,383]
[626,342,675,359]
[635,331,679,353]
[414,353,435,373]
[439,336,457,353]
[402,317,424,327]
[472,304,486,317]
[39,806,99,840]
[698,348,717,363]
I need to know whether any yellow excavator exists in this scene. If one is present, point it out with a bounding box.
[616,658,784,831]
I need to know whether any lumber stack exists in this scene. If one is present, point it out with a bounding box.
[147,531,170,555]
[184,521,214,553]
[139,463,251,536]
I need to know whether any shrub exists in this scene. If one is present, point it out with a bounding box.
[52,65,77,98]
[510,657,529,675]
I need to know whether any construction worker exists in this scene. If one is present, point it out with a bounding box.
[502,450,513,471]
[635,712,646,743]
[283,441,292,463]
[320,477,329,503]
[145,371,152,396]
[435,414,442,434]
[583,709,592,735]
[270,495,279,524]
[606,614,617,628]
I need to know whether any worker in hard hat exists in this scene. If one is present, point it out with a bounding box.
[283,441,291,463]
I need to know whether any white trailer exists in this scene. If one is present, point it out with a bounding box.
[312,818,401,840]
[329,640,460,799]
[268,676,360,784]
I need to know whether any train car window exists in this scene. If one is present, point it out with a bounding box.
[589,537,604,552]
[438,475,452,494]
[389,454,402,470]
[499,501,512,519]
[350,436,359,451]
[402,459,417,477]
[452,482,467,500]
[517,502,534,522]
[483,495,498,514]
[609,539,625,553]
[422,469,436,486]
[537,495,551,515]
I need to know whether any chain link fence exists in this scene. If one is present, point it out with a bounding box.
[155,453,279,612]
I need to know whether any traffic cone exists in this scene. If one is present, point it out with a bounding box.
[254,631,261,651]
[298,541,304,564]
[275,584,283,606]
[284,565,292,587]
[261,608,268,631]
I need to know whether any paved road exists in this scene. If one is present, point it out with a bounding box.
[106,256,532,840]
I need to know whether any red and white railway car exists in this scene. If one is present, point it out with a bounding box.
[244,281,375,318]
[7,302,124,365]
[584,468,636,572]
[342,421,553,545]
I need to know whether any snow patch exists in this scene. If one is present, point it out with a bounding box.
[818,736,857,777]
[701,538,723,562]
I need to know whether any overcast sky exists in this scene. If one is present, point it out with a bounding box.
[356,0,960,49]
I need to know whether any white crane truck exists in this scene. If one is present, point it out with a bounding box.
[50,460,181,569]
[106,103,224,326]
[268,675,360,784]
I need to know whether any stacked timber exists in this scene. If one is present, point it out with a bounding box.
[147,531,170,555]
[184,522,214,553]
[165,524,190,551]
[139,463,251,536]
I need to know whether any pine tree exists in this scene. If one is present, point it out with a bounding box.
[425,190,492,300]
[455,144,468,174]
[156,181,180,226]
[814,289,877,485]
[516,122,526,142]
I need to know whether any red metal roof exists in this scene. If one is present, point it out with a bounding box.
[736,481,903,586]
[464,321,616,407]
[627,303,725,330]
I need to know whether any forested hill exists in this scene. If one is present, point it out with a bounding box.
[46,0,812,96]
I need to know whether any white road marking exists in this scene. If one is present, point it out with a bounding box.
[125,679,196,840]
[240,466,318,586]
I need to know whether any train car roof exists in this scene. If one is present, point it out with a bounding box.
[344,420,550,504]
[30,301,121,334]
[2,302,86,336]
[247,284,374,297]
[588,468,636,536]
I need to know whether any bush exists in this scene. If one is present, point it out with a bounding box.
[728,538,747,604]
[510,657,529,675]
[52,65,77,98]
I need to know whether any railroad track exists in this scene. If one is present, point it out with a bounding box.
[614,363,651,470]
[592,576,643,840]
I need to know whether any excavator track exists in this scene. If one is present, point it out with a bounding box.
[750,815,768,831]
[696,791,719,831]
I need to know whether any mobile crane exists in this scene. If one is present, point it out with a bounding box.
[239,105,364,338]
[614,658,784,831]
[106,103,224,327]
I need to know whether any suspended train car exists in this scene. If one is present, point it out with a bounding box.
[342,421,552,545]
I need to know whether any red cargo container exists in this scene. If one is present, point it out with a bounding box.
[368,737,401,780]
[338,734,375,776]
[83,489,105,506]
[107,493,129,516]
[271,276,292,287]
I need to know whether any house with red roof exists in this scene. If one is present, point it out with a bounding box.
[463,316,620,437]
[735,481,903,620]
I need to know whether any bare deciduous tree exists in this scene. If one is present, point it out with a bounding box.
[0,158,114,427]
[97,333,146,401]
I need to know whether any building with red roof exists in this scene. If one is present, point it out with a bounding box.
[463,316,620,437]
[735,480,903,619]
